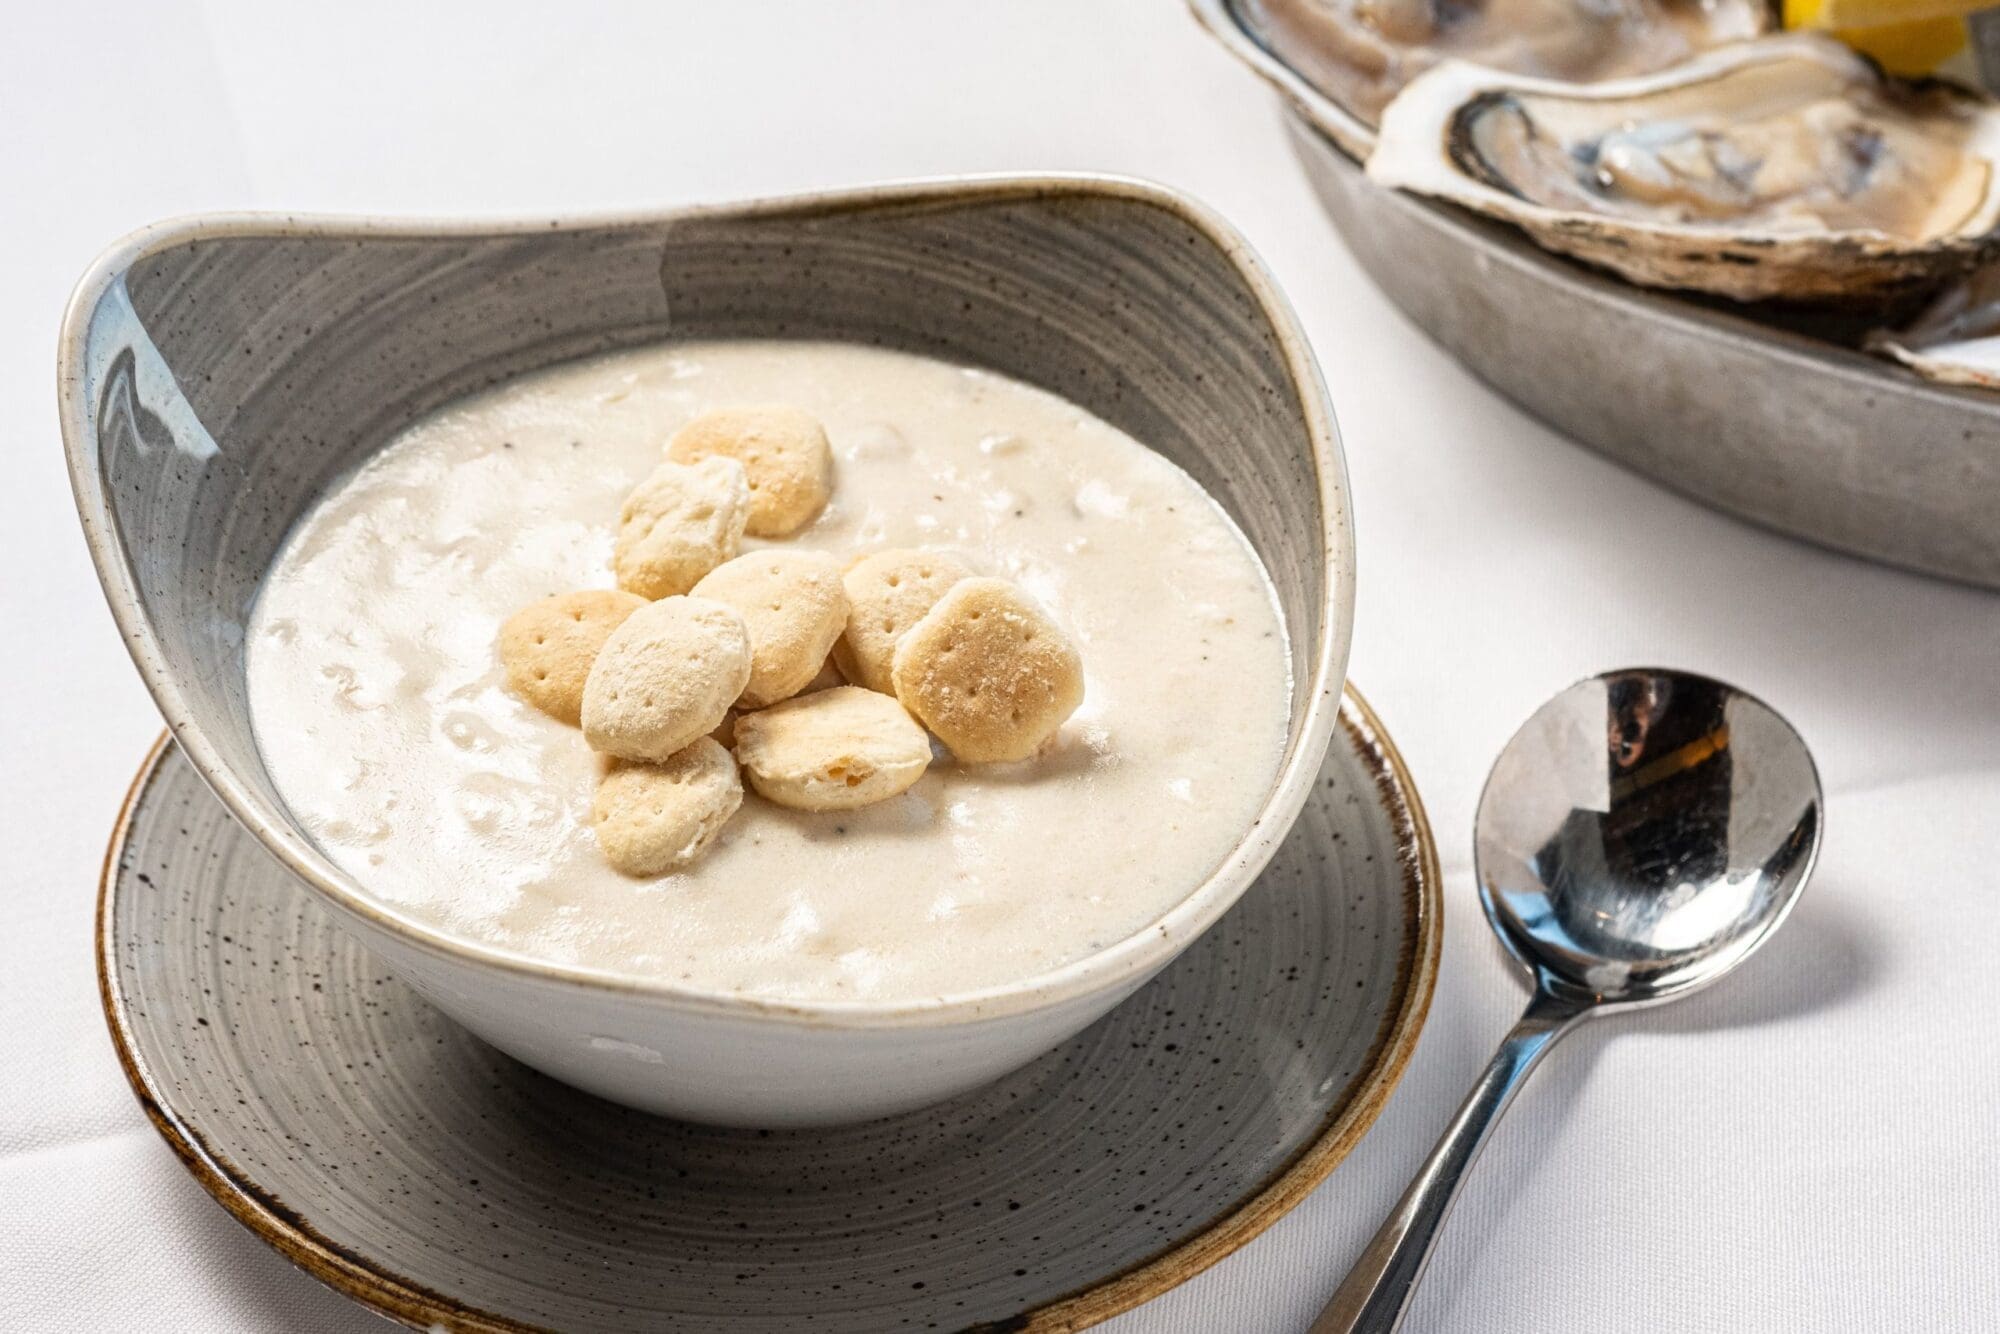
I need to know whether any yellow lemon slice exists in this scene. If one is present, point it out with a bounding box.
[1787,0,1982,27]
[1786,0,1970,75]
[1836,15,1968,73]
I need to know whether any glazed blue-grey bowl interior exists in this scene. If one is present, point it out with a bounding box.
[64,178,1351,1005]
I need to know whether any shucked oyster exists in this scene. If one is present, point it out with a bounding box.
[1248,0,1770,146]
[1869,264,2000,386]
[1366,35,2000,302]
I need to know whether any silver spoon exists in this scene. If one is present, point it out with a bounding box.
[1313,667,1822,1333]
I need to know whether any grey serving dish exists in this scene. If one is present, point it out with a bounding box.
[1194,0,2000,589]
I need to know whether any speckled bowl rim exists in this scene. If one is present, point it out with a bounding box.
[59,173,1356,1030]
[97,683,1439,1333]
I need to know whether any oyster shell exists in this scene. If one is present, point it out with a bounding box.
[1366,34,2000,302]
[1248,0,1770,146]
[1870,264,2000,386]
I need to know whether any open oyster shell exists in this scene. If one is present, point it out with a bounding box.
[1870,264,2000,386]
[1366,34,2000,302]
[1247,0,1772,149]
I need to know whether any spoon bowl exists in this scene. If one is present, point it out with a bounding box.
[1475,668,1822,1007]
[1314,668,1822,1333]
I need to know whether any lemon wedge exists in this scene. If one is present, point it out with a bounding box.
[1786,0,1983,27]
[1837,15,1968,73]
[1785,0,1970,74]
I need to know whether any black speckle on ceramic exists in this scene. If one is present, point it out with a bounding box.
[100,690,1437,1333]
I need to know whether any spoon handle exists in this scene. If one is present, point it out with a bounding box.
[1309,989,1588,1334]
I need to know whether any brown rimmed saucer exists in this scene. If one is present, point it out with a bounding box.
[98,686,1439,1332]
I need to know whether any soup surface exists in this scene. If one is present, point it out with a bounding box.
[248,340,1292,1001]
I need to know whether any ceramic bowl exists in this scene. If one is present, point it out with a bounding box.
[59,176,1354,1126]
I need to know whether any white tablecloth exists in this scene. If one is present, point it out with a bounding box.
[6,3,1998,1329]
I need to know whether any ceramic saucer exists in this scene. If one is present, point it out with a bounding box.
[99,686,1439,1332]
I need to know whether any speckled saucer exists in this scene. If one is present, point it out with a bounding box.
[100,687,1439,1333]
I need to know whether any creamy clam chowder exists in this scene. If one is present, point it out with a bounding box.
[247,340,1292,1002]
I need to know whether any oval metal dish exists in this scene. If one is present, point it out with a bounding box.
[1193,0,2000,588]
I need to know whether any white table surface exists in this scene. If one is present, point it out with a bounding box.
[6,2,1999,1329]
